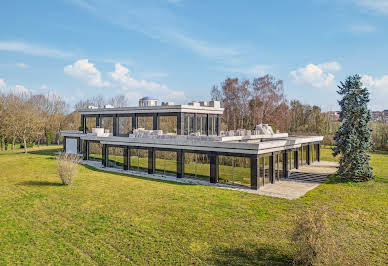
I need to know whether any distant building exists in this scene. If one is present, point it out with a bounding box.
[371,111,382,122]
[383,110,388,122]
[327,111,340,121]
[139,96,158,107]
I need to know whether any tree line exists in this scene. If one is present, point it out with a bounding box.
[0,92,129,153]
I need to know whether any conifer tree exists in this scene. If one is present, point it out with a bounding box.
[332,75,373,181]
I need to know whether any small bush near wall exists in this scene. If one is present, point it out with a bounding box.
[292,208,336,265]
[57,153,80,185]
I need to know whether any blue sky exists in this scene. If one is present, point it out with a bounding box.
[1,0,388,111]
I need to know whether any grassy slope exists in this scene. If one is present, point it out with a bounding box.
[0,146,386,265]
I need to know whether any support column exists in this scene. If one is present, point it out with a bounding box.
[209,152,218,183]
[177,150,185,178]
[132,115,137,131]
[307,144,311,165]
[177,113,184,135]
[81,115,86,133]
[216,115,221,136]
[124,147,129,170]
[206,114,209,136]
[148,148,155,174]
[283,150,289,178]
[83,140,89,160]
[270,153,275,183]
[250,155,259,190]
[294,150,299,169]
[113,116,118,136]
[193,114,197,133]
[96,115,101,128]
[153,114,159,130]
[63,137,67,152]
[317,143,321,162]
[102,144,108,167]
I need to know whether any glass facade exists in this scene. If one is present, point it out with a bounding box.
[101,117,113,133]
[129,148,148,172]
[155,150,177,175]
[159,116,177,134]
[118,116,132,136]
[137,116,153,130]
[108,146,124,169]
[218,156,250,187]
[184,153,210,180]
[89,142,102,161]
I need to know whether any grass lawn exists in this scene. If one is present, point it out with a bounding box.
[0,145,387,264]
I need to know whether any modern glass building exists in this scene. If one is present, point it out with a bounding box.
[62,99,322,190]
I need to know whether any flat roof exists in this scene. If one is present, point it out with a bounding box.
[61,130,322,155]
[78,104,224,115]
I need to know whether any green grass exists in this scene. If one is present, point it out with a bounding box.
[0,146,387,264]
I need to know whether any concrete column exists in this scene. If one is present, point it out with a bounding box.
[102,144,108,167]
[283,150,289,178]
[81,115,86,133]
[270,153,275,183]
[124,146,129,170]
[294,150,299,169]
[113,116,118,136]
[307,144,311,165]
[148,148,155,174]
[96,115,101,128]
[216,115,221,136]
[250,155,259,190]
[209,152,218,183]
[132,115,137,131]
[317,143,321,162]
[177,113,184,135]
[153,114,159,130]
[177,150,184,178]
[83,140,89,160]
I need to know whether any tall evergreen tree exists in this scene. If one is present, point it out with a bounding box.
[333,75,373,181]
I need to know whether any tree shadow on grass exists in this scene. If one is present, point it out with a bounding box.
[28,149,62,156]
[208,244,293,265]
[82,164,195,187]
[17,181,63,187]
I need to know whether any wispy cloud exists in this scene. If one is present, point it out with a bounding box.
[68,0,243,65]
[347,23,377,33]
[353,0,388,15]
[219,64,272,76]
[0,41,72,58]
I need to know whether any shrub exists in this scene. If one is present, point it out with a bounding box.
[57,153,80,185]
[292,208,335,265]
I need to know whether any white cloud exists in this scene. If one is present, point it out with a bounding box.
[354,0,388,15]
[348,24,377,33]
[361,74,388,110]
[290,62,341,88]
[0,41,72,58]
[0,79,5,89]
[64,59,109,87]
[361,74,388,92]
[109,63,186,104]
[16,63,29,68]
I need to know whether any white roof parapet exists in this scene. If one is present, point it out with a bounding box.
[77,104,224,115]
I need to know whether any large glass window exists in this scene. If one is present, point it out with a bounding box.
[184,153,210,179]
[129,148,148,172]
[85,116,96,133]
[101,116,113,134]
[195,115,207,135]
[159,116,177,134]
[137,116,153,130]
[118,116,132,136]
[219,156,250,187]
[183,114,195,135]
[89,142,102,161]
[108,146,124,169]
[155,150,177,175]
